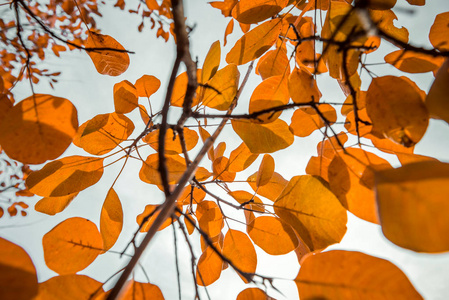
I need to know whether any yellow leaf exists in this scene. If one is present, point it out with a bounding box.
[249,75,289,123]
[42,217,103,275]
[247,216,300,255]
[384,50,444,74]
[296,250,423,300]
[288,67,321,103]
[232,0,289,24]
[226,19,282,65]
[429,12,449,51]
[274,175,347,251]
[376,161,449,252]
[0,94,78,164]
[247,171,288,201]
[121,281,165,300]
[426,58,449,124]
[100,188,123,251]
[139,154,211,186]
[26,156,104,197]
[290,104,336,137]
[134,75,161,98]
[256,47,291,80]
[202,41,221,83]
[0,237,38,300]
[85,31,129,76]
[35,275,105,300]
[143,128,199,155]
[74,113,134,155]
[256,154,275,187]
[201,64,239,111]
[35,193,78,215]
[228,142,259,172]
[231,119,294,153]
[223,230,257,283]
[196,246,223,286]
[366,76,428,147]
[113,80,138,114]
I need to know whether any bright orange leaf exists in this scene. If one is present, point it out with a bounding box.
[228,142,259,172]
[196,246,223,286]
[34,275,105,300]
[429,12,449,51]
[100,188,123,251]
[135,75,161,98]
[143,128,199,155]
[247,171,288,201]
[256,154,275,187]
[426,58,449,124]
[34,193,78,215]
[121,280,165,300]
[202,41,221,83]
[201,64,239,111]
[290,104,337,137]
[288,67,321,103]
[223,230,257,282]
[232,0,288,24]
[113,80,138,114]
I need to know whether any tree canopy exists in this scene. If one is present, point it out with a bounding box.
[1,0,449,299]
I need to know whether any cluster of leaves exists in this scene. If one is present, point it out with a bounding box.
[1,0,449,299]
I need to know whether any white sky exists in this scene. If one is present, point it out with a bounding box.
[2,0,449,299]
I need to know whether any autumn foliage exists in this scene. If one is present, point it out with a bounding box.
[1,0,449,299]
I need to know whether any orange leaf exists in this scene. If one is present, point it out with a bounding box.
[366,0,397,10]
[228,142,259,172]
[296,250,423,300]
[426,58,449,124]
[256,47,291,80]
[42,217,103,274]
[247,171,288,201]
[237,288,272,300]
[328,148,390,224]
[113,80,138,114]
[405,0,424,5]
[143,128,199,155]
[228,190,265,212]
[247,216,299,255]
[0,94,78,164]
[100,188,123,251]
[256,154,275,187]
[201,64,239,111]
[198,201,224,238]
[290,104,336,137]
[226,19,283,65]
[384,50,444,74]
[370,9,409,44]
[366,76,428,147]
[121,280,165,300]
[139,154,211,186]
[85,31,130,76]
[209,0,238,17]
[196,246,223,286]
[34,275,105,300]
[26,156,104,197]
[376,161,449,252]
[249,75,289,123]
[34,193,78,215]
[223,230,257,282]
[224,19,234,47]
[274,175,347,251]
[429,12,449,51]
[232,0,289,24]
[137,204,179,232]
[0,237,38,300]
[202,41,221,83]
[288,67,321,103]
[134,75,161,98]
[178,185,206,205]
[213,156,236,181]
[171,70,202,107]
[74,113,134,155]
[231,118,294,153]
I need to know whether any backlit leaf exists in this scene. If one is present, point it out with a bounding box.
[85,31,129,76]
[26,156,104,197]
[171,70,202,107]
[74,113,134,155]
[429,12,449,51]
[296,250,423,300]
[256,47,291,80]
[256,154,275,187]
[0,94,78,164]
[198,201,224,238]
[213,156,236,181]
[370,9,409,44]
[223,230,257,282]
[121,281,165,300]
[137,204,179,232]
[384,50,444,74]
[35,193,78,215]
[85,31,130,76]
[228,190,265,212]
[226,19,282,65]
[0,237,38,300]
[135,75,161,98]
[201,64,239,111]
[366,76,428,147]
[232,0,289,24]
[288,67,321,103]
[202,41,221,83]
[113,80,138,114]
[143,128,199,155]
[196,246,223,286]
[237,288,272,300]
[231,119,294,153]
[290,104,337,137]
[376,161,449,252]
[247,171,288,201]
[426,58,449,124]
[42,217,103,274]
[228,142,259,172]
[34,275,105,300]
[247,216,299,255]
[100,188,123,251]
[274,175,347,251]
[367,0,396,10]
